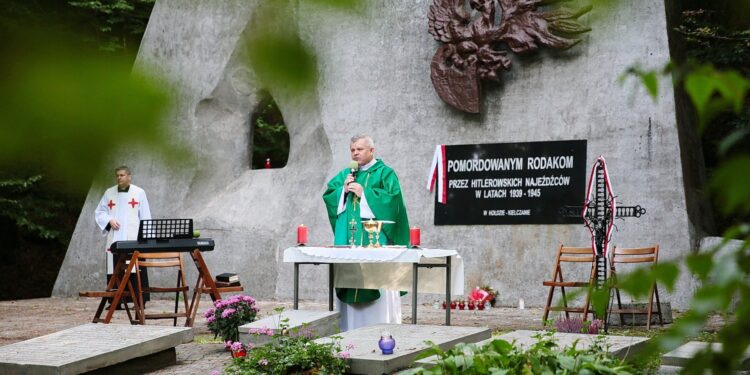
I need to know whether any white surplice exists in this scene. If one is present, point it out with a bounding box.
[94,184,151,274]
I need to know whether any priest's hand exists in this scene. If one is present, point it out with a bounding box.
[109,218,121,230]
[346,182,363,197]
[344,174,355,186]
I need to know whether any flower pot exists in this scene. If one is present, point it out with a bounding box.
[478,302,485,310]
[458,301,465,310]
[450,301,457,309]
[231,348,247,358]
[468,301,475,310]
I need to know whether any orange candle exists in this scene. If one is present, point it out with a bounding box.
[409,226,420,247]
[297,224,308,245]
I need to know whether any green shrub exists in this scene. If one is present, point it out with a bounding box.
[403,332,640,375]
[224,328,349,375]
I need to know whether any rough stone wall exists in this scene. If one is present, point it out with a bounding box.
[54,0,700,309]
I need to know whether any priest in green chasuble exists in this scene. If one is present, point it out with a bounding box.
[322,135,410,331]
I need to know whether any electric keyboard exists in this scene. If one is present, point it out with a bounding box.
[110,238,215,253]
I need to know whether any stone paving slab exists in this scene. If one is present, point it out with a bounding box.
[661,341,750,370]
[1,298,685,374]
[239,310,340,346]
[316,323,491,374]
[0,323,193,375]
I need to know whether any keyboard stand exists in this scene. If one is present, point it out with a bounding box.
[85,248,241,327]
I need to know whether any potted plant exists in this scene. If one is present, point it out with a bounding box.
[204,294,260,343]
[458,300,466,310]
[228,340,250,358]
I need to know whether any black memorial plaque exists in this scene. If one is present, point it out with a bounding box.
[434,140,587,225]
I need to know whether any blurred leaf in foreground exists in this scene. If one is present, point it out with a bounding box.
[243,0,363,97]
[0,22,186,191]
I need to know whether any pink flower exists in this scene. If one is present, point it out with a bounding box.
[338,351,351,359]
[248,328,259,335]
[210,370,220,375]
[246,342,255,350]
[207,316,216,323]
[203,309,215,318]
[258,359,269,366]
[230,341,244,351]
[221,308,236,319]
[346,342,355,350]
[265,328,274,336]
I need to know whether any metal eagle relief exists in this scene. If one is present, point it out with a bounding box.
[428,0,592,113]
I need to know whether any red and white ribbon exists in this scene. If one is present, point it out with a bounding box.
[427,144,447,204]
[582,156,616,257]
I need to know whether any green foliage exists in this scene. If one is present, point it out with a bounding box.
[617,58,750,373]
[676,8,750,231]
[684,66,749,131]
[0,22,188,192]
[676,9,750,74]
[225,311,348,375]
[0,174,69,242]
[402,332,639,375]
[204,295,260,343]
[68,0,155,55]
[251,93,290,169]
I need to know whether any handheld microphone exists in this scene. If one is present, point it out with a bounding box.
[345,160,359,203]
[348,160,359,177]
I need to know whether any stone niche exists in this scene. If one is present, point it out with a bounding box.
[54,0,703,310]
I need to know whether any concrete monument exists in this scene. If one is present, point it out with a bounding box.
[54,0,705,311]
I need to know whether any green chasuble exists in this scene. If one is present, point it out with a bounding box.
[322,159,410,304]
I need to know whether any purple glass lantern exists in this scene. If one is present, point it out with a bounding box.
[378,332,396,355]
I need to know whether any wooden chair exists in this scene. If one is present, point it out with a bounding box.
[609,245,663,329]
[186,249,243,326]
[542,245,597,324]
[133,252,190,326]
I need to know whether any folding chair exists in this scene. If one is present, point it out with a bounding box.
[609,245,663,329]
[133,252,190,326]
[542,245,597,324]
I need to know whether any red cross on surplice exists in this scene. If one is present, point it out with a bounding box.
[128,198,139,208]
[107,200,115,210]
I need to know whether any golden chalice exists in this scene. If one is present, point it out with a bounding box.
[362,218,382,248]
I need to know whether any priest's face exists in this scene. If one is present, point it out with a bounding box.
[350,139,374,166]
[116,170,132,189]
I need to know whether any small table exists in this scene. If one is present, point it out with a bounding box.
[283,246,464,325]
[89,249,240,327]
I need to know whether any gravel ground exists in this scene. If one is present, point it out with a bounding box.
[0,296,681,374]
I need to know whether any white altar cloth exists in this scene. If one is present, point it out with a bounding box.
[283,246,464,295]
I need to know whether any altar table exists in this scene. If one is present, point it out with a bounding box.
[283,246,464,325]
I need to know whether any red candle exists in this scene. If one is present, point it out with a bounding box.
[409,226,420,247]
[297,224,308,245]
